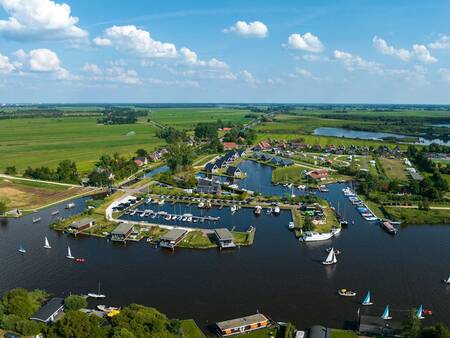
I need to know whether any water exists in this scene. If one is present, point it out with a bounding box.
[144,165,170,178]
[313,127,450,146]
[1,168,450,331]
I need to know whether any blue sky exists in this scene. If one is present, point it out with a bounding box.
[1,0,450,103]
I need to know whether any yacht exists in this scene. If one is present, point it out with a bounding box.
[254,205,262,215]
[288,222,295,230]
[300,231,334,242]
[273,206,280,215]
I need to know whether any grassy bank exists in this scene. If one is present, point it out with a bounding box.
[330,329,359,338]
[180,319,206,338]
[383,206,450,225]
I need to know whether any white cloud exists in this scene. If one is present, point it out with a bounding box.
[0,52,15,73]
[285,33,324,53]
[82,63,142,84]
[82,63,102,75]
[93,25,177,58]
[429,35,450,50]
[240,70,257,84]
[372,36,411,61]
[412,44,437,64]
[179,47,228,69]
[290,67,319,80]
[438,68,450,82]
[388,65,427,82]
[0,0,88,41]
[223,21,268,38]
[333,50,383,74]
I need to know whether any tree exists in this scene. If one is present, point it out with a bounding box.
[422,323,450,338]
[166,144,194,172]
[56,160,80,184]
[4,166,17,175]
[135,149,148,158]
[195,123,218,139]
[402,310,421,338]
[1,288,45,319]
[64,295,87,311]
[46,311,107,338]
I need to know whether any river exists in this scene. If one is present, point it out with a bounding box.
[1,162,449,331]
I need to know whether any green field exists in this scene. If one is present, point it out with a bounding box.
[378,158,408,181]
[0,117,164,173]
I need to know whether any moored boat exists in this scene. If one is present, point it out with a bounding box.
[381,221,398,235]
[300,231,334,242]
[416,305,424,320]
[18,244,26,254]
[32,217,41,223]
[65,202,75,209]
[254,205,262,215]
[338,289,356,297]
[288,222,295,230]
[88,282,106,299]
[273,206,280,214]
[381,305,392,320]
[443,275,450,284]
[51,210,60,216]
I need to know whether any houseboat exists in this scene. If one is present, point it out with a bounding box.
[216,313,270,337]
[381,221,398,235]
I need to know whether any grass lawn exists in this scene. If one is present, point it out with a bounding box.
[315,202,340,232]
[231,327,281,337]
[180,319,206,338]
[178,231,216,249]
[330,329,359,338]
[0,117,164,174]
[272,166,306,184]
[383,206,450,225]
[378,158,408,181]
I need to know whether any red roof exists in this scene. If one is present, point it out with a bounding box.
[309,169,329,179]
[223,142,238,149]
[134,159,144,167]
[222,127,232,131]
[259,141,271,150]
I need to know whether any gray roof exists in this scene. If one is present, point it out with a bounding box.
[215,228,233,241]
[30,298,64,322]
[69,218,94,229]
[217,313,268,331]
[309,325,330,338]
[410,171,423,181]
[111,222,134,235]
[161,229,187,241]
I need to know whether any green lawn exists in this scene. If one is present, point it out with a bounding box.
[272,166,306,184]
[383,206,450,225]
[378,158,408,181]
[0,117,164,173]
[180,319,206,338]
[330,329,358,338]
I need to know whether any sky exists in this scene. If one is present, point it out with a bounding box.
[1,0,450,103]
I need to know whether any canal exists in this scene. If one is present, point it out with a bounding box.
[1,162,449,331]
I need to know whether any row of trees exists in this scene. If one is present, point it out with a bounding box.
[23,160,80,184]
[156,127,186,144]
[88,153,139,186]
[97,108,147,125]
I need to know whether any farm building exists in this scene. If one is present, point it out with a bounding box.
[30,298,64,324]
[111,223,134,242]
[216,313,270,336]
[68,218,95,234]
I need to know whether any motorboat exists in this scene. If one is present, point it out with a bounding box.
[65,202,75,209]
[381,221,398,235]
[198,202,205,208]
[300,231,334,242]
[288,222,295,230]
[254,205,262,215]
[18,244,26,254]
[51,210,60,216]
[338,289,356,297]
[273,206,280,215]
[32,217,41,223]
[230,205,237,213]
[75,258,86,263]
[266,207,273,215]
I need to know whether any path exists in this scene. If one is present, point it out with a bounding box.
[0,174,81,188]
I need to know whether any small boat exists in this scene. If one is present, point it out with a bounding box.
[423,309,433,316]
[18,244,26,254]
[266,207,273,215]
[230,205,237,214]
[66,246,74,259]
[322,248,337,265]
[443,275,450,284]
[273,206,280,215]
[97,305,120,312]
[362,291,373,306]
[187,216,192,222]
[254,206,262,215]
[88,282,106,299]
[32,217,41,223]
[288,222,295,230]
[158,199,165,206]
[198,202,205,208]
[164,214,171,221]
[301,231,334,242]
[326,247,341,255]
[381,305,392,320]
[340,220,349,226]
[51,210,60,216]
[65,202,75,209]
[381,221,398,235]
[319,185,329,192]
[43,236,51,249]
[75,257,86,263]
[416,305,424,320]
[338,289,356,297]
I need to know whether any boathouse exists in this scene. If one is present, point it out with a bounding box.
[216,313,270,336]
[159,229,187,249]
[111,223,134,242]
[68,218,95,234]
[30,297,64,323]
[214,228,236,249]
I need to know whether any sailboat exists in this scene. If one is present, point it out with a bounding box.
[362,291,373,306]
[43,237,51,249]
[88,282,106,299]
[322,248,337,265]
[381,305,392,320]
[66,246,74,259]
[443,275,450,284]
[18,244,26,254]
[416,305,424,320]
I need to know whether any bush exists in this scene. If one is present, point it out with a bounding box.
[64,295,87,311]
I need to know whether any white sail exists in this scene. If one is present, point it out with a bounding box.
[66,246,74,259]
[323,248,336,265]
[416,305,424,319]
[381,305,392,320]
[362,291,373,305]
[447,276,450,284]
[44,237,51,249]
[332,251,337,264]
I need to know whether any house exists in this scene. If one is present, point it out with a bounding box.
[134,157,148,166]
[308,325,330,338]
[308,169,329,180]
[215,228,236,249]
[216,313,270,337]
[226,166,243,178]
[223,142,238,150]
[261,153,272,162]
[68,218,95,234]
[197,178,222,195]
[358,315,402,336]
[205,162,219,174]
[30,298,64,323]
[159,229,187,249]
[290,142,308,150]
[253,141,271,151]
[222,127,232,132]
[111,223,134,242]
[280,158,294,166]
[237,149,246,157]
[134,159,144,167]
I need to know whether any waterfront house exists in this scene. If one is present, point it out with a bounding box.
[226,166,243,178]
[261,153,272,162]
[68,218,95,234]
[308,325,330,338]
[30,298,64,323]
[205,162,219,174]
[111,223,134,242]
[214,228,236,249]
[159,229,187,249]
[253,140,272,151]
[308,169,329,181]
[197,178,222,195]
[223,142,238,150]
[134,156,148,166]
[216,313,270,336]
[358,315,402,336]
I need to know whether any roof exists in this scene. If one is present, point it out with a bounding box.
[410,171,424,181]
[217,313,268,331]
[226,166,241,175]
[205,162,218,171]
[30,298,64,322]
[223,142,238,149]
[309,326,330,338]
[161,229,187,241]
[215,228,233,241]
[111,222,134,235]
[70,218,94,229]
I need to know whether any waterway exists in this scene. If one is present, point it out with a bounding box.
[313,127,450,146]
[1,163,449,331]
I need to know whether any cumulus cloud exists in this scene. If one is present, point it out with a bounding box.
[333,50,383,74]
[429,35,450,50]
[290,67,319,80]
[0,0,88,41]
[412,44,437,64]
[223,21,268,38]
[82,62,142,84]
[179,47,228,69]
[285,33,324,53]
[372,36,411,61]
[239,70,257,84]
[93,25,177,58]
[0,52,16,73]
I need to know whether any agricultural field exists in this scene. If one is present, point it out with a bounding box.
[0,117,164,174]
[0,177,92,211]
[149,107,256,129]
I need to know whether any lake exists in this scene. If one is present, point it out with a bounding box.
[313,127,450,146]
[1,162,449,331]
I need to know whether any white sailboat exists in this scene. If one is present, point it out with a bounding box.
[66,246,74,259]
[381,305,392,320]
[18,244,26,254]
[443,275,450,284]
[416,305,424,320]
[362,291,373,306]
[88,282,106,299]
[44,237,51,249]
[322,248,337,265]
